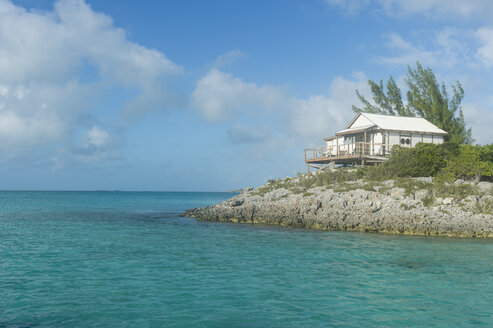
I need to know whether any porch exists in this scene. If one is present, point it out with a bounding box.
[304,141,391,172]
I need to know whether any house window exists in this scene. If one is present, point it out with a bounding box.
[400,134,411,146]
[400,138,410,145]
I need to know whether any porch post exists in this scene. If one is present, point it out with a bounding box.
[336,135,339,157]
[363,130,366,156]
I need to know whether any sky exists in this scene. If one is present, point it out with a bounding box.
[1,0,493,191]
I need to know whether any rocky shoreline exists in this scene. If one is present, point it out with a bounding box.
[186,177,493,238]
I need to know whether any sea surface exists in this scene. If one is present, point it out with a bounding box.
[1,191,493,327]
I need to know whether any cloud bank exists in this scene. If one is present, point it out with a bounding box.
[325,0,493,19]
[192,67,369,143]
[0,0,181,158]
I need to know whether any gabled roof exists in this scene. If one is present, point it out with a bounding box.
[339,112,447,135]
[336,124,376,135]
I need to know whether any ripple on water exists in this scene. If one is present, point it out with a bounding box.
[0,191,493,327]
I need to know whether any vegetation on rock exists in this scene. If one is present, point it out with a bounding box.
[364,142,493,183]
[255,142,493,212]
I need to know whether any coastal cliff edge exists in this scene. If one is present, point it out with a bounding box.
[186,177,493,238]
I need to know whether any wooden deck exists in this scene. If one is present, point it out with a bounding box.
[304,142,390,170]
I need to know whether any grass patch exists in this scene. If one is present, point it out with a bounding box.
[474,198,493,215]
[289,187,304,194]
[251,165,487,210]
[248,185,274,197]
[400,203,417,210]
[421,192,434,208]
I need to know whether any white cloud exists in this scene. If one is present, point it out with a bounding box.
[385,33,414,50]
[0,110,63,147]
[475,28,493,67]
[326,0,493,20]
[191,69,285,122]
[76,126,117,163]
[192,68,368,142]
[462,103,493,144]
[0,0,181,154]
[84,126,112,149]
[324,0,370,15]
[378,0,493,19]
[375,29,474,68]
[375,33,439,66]
[213,49,245,68]
[287,74,369,141]
[0,0,181,85]
[0,82,92,149]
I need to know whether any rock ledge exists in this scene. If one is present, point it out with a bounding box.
[186,179,493,238]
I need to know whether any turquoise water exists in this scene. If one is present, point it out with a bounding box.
[1,191,493,327]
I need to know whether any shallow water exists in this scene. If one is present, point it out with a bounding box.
[0,191,492,327]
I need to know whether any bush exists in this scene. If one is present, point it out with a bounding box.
[384,142,459,178]
[482,144,493,164]
[387,145,416,177]
[360,142,493,182]
[439,145,493,182]
[261,142,493,195]
[360,164,393,181]
[410,143,450,176]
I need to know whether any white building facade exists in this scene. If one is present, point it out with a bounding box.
[304,112,447,170]
[324,112,446,157]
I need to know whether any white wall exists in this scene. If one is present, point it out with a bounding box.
[388,131,400,147]
[412,134,422,145]
[324,131,444,157]
[374,132,383,143]
[373,132,383,155]
[422,134,433,144]
[350,115,373,128]
[326,139,334,155]
[325,137,345,156]
[419,134,444,144]
[433,135,444,144]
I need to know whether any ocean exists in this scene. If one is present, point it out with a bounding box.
[0,191,492,327]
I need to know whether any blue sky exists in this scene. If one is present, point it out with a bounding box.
[1,0,493,191]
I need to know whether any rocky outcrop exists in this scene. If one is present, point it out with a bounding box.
[186,179,493,238]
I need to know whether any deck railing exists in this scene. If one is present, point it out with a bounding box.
[304,142,391,162]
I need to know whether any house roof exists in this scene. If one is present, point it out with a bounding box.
[344,112,448,135]
[336,124,377,135]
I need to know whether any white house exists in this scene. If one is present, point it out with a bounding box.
[305,112,447,171]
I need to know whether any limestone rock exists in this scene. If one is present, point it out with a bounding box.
[442,197,454,205]
[185,178,493,238]
[478,181,493,192]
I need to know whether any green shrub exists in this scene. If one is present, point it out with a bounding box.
[387,145,416,177]
[260,142,493,195]
[361,163,394,181]
[410,143,449,176]
[379,142,459,178]
[433,170,456,184]
[483,144,493,163]
[360,142,493,182]
[439,145,493,182]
